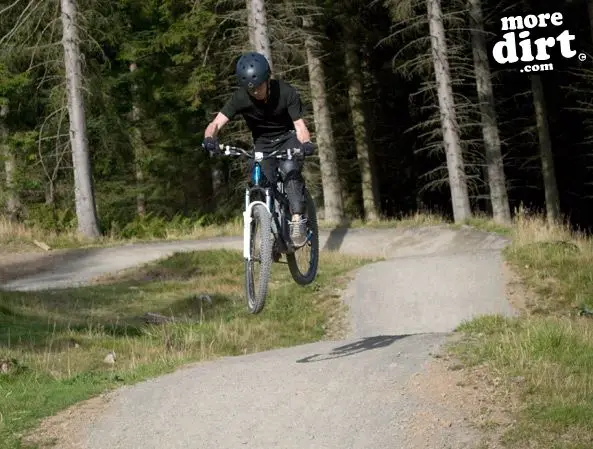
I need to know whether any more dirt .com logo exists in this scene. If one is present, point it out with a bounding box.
[491,12,586,73]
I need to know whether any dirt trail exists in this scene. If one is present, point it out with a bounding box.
[4,225,517,448]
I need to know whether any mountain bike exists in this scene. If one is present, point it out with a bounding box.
[216,143,319,314]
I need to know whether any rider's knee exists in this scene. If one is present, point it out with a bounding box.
[279,159,302,180]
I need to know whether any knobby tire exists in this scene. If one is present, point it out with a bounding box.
[287,189,319,285]
[245,203,273,314]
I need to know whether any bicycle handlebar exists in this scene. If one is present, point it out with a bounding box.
[216,143,312,160]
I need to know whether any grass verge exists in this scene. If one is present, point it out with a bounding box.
[317,210,448,230]
[0,249,375,449]
[0,216,246,253]
[1,210,449,255]
[447,210,593,448]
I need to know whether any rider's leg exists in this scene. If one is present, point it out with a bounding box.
[259,158,279,188]
[250,144,282,260]
[285,166,307,245]
[277,136,308,245]
[280,159,306,214]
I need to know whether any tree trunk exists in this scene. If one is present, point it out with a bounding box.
[360,56,382,211]
[129,62,146,217]
[45,183,55,206]
[303,17,344,223]
[426,0,471,222]
[468,0,511,224]
[587,0,593,44]
[246,0,255,46]
[531,73,560,224]
[246,0,273,70]
[0,103,20,221]
[344,41,380,221]
[61,0,100,238]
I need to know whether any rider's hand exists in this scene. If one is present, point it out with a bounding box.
[202,136,219,154]
[301,141,315,156]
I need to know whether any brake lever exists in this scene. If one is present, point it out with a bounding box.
[290,147,305,160]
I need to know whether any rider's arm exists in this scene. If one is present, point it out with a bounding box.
[286,86,304,122]
[293,118,311,143]
[205,90,243,138]
[286,87,311,143]
[204,112,229,138]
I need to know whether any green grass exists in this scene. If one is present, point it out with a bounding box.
[0,249,375,449]
[456,214,514,237]
[316,210,448,230]
[0,215,246,253]
[450,316,593,448]
[1,210,450,254]
[504,240,593,315]
[447,209,593,448]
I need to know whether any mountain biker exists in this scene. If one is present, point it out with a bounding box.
[202,51,315,246]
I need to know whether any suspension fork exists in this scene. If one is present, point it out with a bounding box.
[243,187,272,260]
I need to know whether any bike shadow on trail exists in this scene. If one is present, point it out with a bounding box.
[322,218,352,252]
[295,334,409,363]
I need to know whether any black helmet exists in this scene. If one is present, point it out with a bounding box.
[235,52,271,89]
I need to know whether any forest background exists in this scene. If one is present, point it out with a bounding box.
[1,0,592,239]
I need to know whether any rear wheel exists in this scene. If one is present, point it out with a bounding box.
[245,203,273,313]
[287,188,319,285]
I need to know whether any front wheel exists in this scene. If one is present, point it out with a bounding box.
[245,203,273,314]
[287,188,319,285]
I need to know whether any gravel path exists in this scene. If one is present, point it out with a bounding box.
[4,225,516,448]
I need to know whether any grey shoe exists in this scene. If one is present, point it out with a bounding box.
[289,216,308,246]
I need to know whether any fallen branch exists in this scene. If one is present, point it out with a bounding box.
[142,312,175,325]
[32,240,51,251]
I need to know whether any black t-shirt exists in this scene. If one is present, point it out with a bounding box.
[220,79,304,143]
